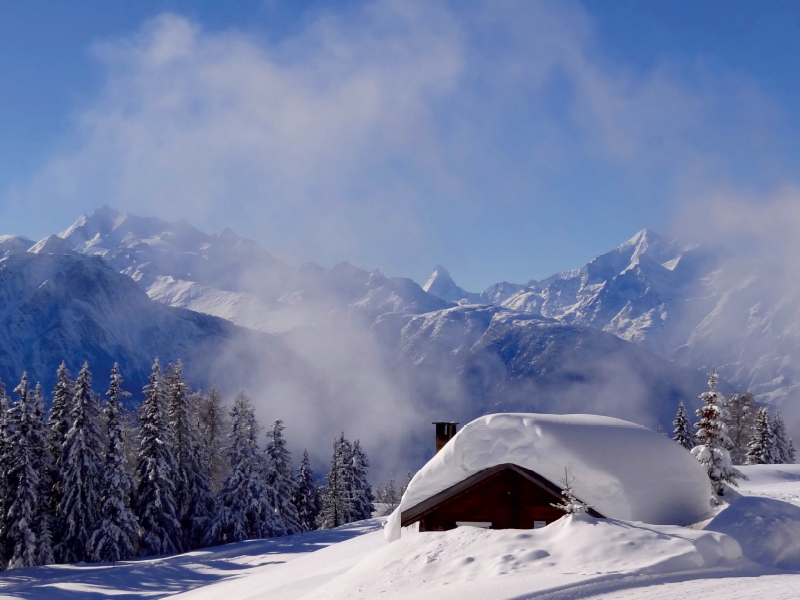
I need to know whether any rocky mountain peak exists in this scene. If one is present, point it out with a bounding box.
[423,265,482,304]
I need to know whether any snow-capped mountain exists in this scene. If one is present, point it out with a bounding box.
[0,235,34,258]
[0,207,731,462]
[0,252,296,397]
[52,206,450,334]
[496,229,726,351]
[422,265,482,304]
[422,229,800,416]
[376,304,708,432]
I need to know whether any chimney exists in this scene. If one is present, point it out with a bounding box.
[433,422,458,453]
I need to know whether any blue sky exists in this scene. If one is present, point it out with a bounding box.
[1,0,799,290]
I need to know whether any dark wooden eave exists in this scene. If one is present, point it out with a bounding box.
[400,462,603,527]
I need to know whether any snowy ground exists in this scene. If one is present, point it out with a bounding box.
[0,520,384,600]
[3,465,800,599]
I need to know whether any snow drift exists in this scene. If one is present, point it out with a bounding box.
[319,515,744,600]
[386,413,715,541]
[706,494,800,569]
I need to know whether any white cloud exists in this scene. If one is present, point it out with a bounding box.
[12,1,785,277]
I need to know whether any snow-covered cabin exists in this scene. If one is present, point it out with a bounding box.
[386,413,714,542]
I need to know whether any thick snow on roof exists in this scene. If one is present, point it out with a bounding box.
[386,413,714,541]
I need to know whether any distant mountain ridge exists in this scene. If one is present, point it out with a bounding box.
[420,229,798,413]
[2,206,779,459]
[0,252,299,397]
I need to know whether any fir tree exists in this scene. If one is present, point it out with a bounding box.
[317,433,353,529]
[197,386,228,487]
[263,420,301,536]
[692,369,745,495]
[87,364,138,562]
[349,440,375,521]
[292,450,320,532]
[672,402,695,450]
[47,362,73,522]
[746,407,775,465]
[166,362,215,550]
[722,392,757,465]
[30,383,54,567]
[695,369,728,448]
[383,473,399,509]
[0,378,11,568]
[134,359,183,557]
[550,468,588,515]
[6,374,42,568]
[400,470,413,497]
[771,412,795,464]
[205,393,276,545]
[57,362,103,563]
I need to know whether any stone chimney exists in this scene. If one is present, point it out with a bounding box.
[433,422,458,453]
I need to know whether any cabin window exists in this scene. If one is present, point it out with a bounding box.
[533,521,547,529]
[456,521,492,529]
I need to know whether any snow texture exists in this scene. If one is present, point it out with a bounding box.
[386,413,715,541]
[316,514,744,600]
[706,494,800,569]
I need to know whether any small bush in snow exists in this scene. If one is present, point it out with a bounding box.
[551,468,588,515]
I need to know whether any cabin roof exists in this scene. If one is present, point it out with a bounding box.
[386,413,715,542]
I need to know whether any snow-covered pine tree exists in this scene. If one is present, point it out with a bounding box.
[550,468,588,515]
[30,383,54,567]
[47,362,73,523]
[205,393,276,544]
[770,412,795,464]
[0,378,11,568]
[316,433,353,529]
[134,358,183,557]
[292,449,320,532]
[383,473,399,509]
[349,440,375,521]
[672,402,695,450]
[57,362,104,563]
[746,407,775,465]
[695,369,727,448]
[86,363,138,562]
[166,362,215,550]
[263,420,301,536]
[722,392,757,465]
[313,480,325,521]
[692,368,745,495]
[5,374,42,568]
[197,386,228,487]
[400,470,413,497]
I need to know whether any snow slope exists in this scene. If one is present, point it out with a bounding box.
[316,515,746,600]
[0,520,384,600]
[386,413,714,542]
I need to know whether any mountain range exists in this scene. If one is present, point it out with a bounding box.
[1,206,793,467]
[426,229,799,409]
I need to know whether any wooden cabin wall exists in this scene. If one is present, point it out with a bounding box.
[419,469,564,531]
